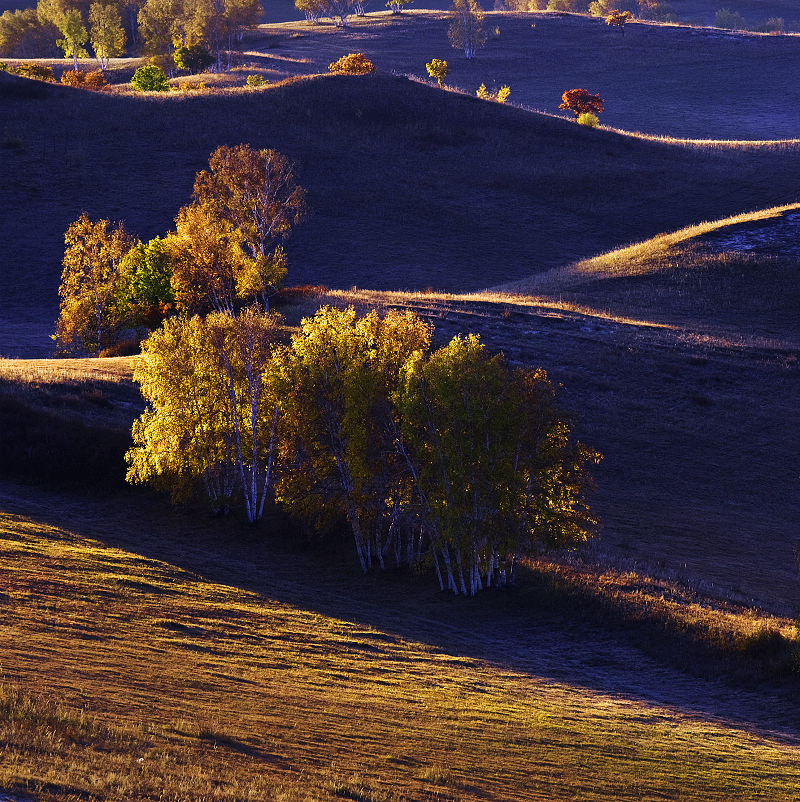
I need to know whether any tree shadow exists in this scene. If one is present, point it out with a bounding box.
[3,480,800,748]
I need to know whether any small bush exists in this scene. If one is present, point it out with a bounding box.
[753,16,784,32]
[328,52,374,75]
[0,61,8,71]
[12,62,55,82]
[476,83,510,102]
[577,112,599,128]
[714,7,745,28]
[60,69,107,90]
[246,74,266,87]
[386,0,413,12]
[130,64,170,92]
[425,57,448,86]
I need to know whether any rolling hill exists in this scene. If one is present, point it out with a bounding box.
[2,57,800,356]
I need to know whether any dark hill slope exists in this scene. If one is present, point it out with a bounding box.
[2,70,800,354]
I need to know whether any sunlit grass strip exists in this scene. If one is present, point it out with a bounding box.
[2,507,800,799]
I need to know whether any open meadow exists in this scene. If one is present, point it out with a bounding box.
[1,7,800,800]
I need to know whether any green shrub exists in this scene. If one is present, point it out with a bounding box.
[328,53,374,75]
[577,112,599,128]
[13,62,55,81]
[130,64,170,92]
[714,8,745,29]
[476,83,510,102]
[246,74,266,87]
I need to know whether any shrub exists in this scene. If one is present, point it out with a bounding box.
[173,44,213,74]
[60,69,107,89]
[0,61,7,71]
[246,73,266,86]
[425,57,448,86]
[328,53,374,75]
[753,16,784,32]
[588,0,609,15]
[13,62,55,81]
[130,64,169,92]
[477,83,511,102]
[577,112,599,127]
[714,8,745,29]
[386,0,413,12]
[547,0,572,10]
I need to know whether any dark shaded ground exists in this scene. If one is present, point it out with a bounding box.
[2,67,800,355]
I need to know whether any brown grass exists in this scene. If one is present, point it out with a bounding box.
[1,486,800,800]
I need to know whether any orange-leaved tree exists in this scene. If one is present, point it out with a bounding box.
[172,144,307,312]
[559,88,604,117]
[328,52,374,74]
[605,8,632,33]
[54,213,134,354]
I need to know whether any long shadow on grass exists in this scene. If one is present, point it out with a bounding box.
[3,481,800,747]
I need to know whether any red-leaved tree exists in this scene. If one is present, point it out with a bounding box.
[559,88,604,117]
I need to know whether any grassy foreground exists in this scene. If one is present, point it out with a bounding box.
[2,491,800,801]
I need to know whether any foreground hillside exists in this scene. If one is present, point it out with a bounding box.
[3,66,800,356]
[2,480,800,800]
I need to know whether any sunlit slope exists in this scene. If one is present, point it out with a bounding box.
[3,69,800,354]
[497,203,800,337]
[1,492,800,800]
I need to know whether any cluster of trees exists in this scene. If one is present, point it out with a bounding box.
[294,0,366,27]
[54,144,306,354]
[127,304,600,594]
[0,0,262,71]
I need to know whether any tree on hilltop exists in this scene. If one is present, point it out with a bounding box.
[448,0,485,59]
[605,8,631,33]
[559,88,604,117]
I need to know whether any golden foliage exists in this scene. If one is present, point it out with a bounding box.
[328,52,375,74]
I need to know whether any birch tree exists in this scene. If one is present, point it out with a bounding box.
[447,0,485,59]
[89,2,125,67]
[191,145,306,306]
[205,308,282,523]
[274,305,431,572]
[126,315,238,514]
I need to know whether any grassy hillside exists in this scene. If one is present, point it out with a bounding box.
[253,13,800,139]
[3,58,800,356]
[2,481,800,800]
[498,203,800,338]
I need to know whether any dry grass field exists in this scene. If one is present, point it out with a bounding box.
[1,478,800,801]
[2,9,800,799]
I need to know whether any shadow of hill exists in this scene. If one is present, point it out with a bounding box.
[3,71,800,355]
[3,479,799,748]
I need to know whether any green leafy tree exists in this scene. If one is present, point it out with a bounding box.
[448,0,486,59]
[396,334,599,594]
[130,62,169,89]
[126,315,238,514]
[56,8,89,68]
[118,236,174,326]
[173,41,212,72]
[0,8,60,58]
[89,2,125,67]
[54,213,134,354]
[137,0,179,57]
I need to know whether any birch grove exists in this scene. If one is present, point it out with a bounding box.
[127,305,599,594]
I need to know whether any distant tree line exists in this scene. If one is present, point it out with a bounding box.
[127,303,600,594]
[0,0,262,71]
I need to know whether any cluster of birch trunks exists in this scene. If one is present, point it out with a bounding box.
[126,304,599,595]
